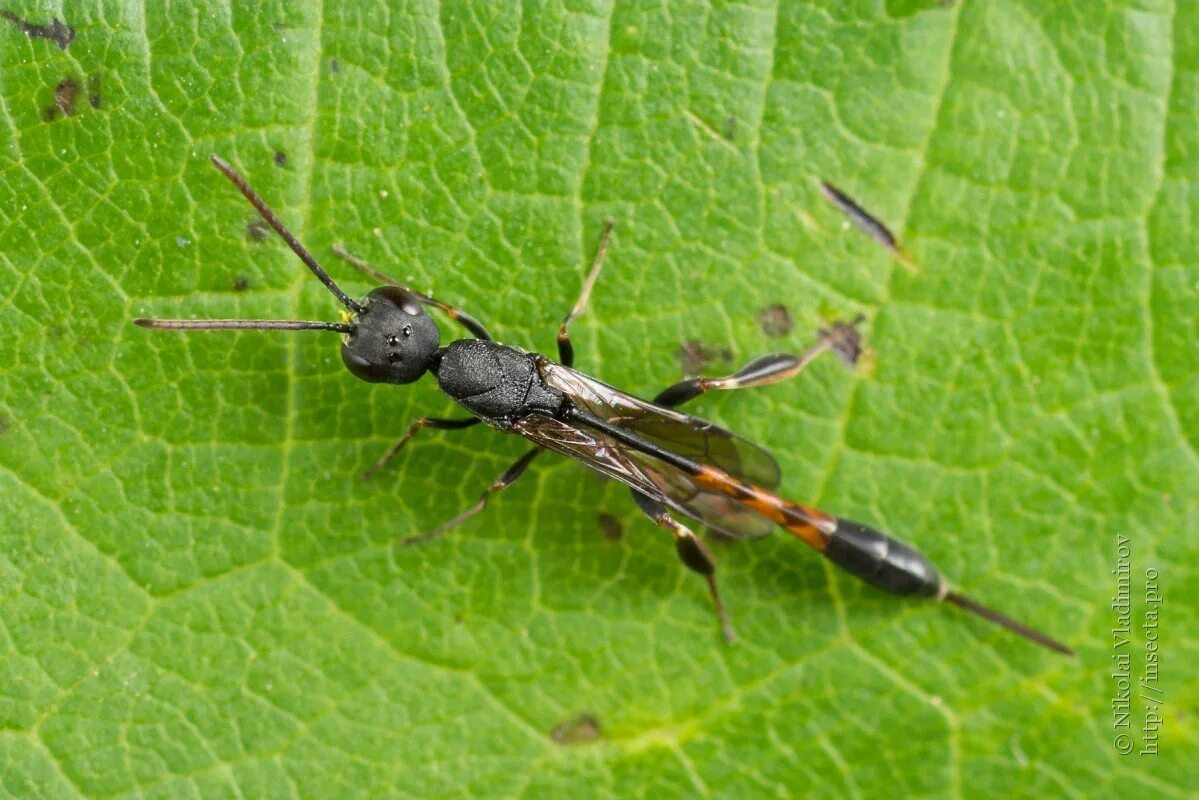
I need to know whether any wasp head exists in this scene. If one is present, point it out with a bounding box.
[341,286,441,384]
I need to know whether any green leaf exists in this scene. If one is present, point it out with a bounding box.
[1,1,1193,796]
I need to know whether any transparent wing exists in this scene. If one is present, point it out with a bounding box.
[509,414,775,540]
[516,362,782,539]
[539,362,780,489]
[509,414,665,500]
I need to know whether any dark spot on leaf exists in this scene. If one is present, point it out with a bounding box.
[756,304,794,337]
[43,77,79,121]
[274,150,287,167]
[232,276,250,292]
[819,316,866,368]
[597,513,623,541]
[679,340,732,374]
[551,713,601,745]
[47,325,65,339]
[1,10,74,50]
[87,72,102,109]
[328,59,340,73]
[57,77,79,114]
[725,116,736,141]
[246,219,270,242]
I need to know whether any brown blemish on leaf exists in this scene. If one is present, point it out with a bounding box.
[679,340,732,374]
[274,150,287,167]
[597,513,623,541]
[551,713,601,745]
[232,276,250,292]
[55,77,78,114]
[725,116,736,141]
[328,59,340,73]
[1,10,74,50]
[246,219,270,242]
[756,304,794,337]
[43,77,79,121]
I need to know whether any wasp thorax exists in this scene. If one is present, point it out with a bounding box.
[341,285,440,383]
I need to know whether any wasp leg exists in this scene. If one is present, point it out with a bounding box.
[403,448,542,546]
[557,220,615,367]
[332,244,493,341]
[631,492,736,644]
[362,417,480,480]
[653,318,863,408]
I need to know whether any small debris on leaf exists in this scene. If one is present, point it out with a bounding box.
[756,304,794,337]
[551,713,601,745]
[597,513,623,541]
[246,219,270,241]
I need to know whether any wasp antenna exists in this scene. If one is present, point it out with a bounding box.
[134,318,354,333]
[209,154,363,315]
[944,591,1075,657]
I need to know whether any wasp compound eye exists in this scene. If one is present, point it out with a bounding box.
[341,285,441,384]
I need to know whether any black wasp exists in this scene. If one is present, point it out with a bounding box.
[136,156,1073,655]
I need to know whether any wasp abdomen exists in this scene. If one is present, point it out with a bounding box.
[823,519,944,597]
